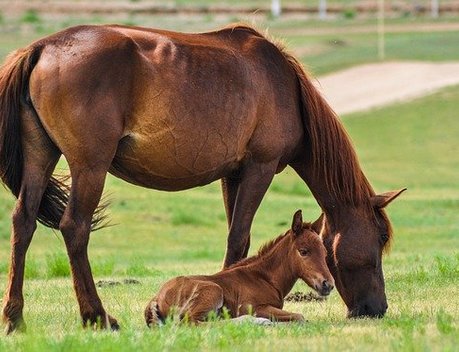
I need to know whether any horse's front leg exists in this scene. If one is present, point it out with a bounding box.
[59,167,118,330]
[221,177,251,259]
[222,160,278,268]
[255,305,305,323]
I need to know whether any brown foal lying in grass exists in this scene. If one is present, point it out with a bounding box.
[145,210,334,325]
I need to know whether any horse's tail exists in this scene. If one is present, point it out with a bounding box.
[282,52,372,205]
[0,45,107,230]
[145,299,164,327]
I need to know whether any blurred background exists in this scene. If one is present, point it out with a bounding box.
[1,0,459,74]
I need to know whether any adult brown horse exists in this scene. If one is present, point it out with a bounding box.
[0,23,405,333]
[145,210,334,325]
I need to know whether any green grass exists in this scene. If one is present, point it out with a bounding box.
[20,10,42,24]
[286,29,459,75]
[1,83,458,350]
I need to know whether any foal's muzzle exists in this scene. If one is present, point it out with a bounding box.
[317,279,334,296]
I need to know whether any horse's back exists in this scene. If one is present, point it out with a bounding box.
[28,25,139,165]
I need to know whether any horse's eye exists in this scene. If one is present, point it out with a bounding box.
[381,233,389,243]
[299,249,309,256]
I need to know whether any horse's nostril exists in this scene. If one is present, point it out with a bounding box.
[320,280,333,295]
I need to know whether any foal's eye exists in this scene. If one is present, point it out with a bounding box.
[299,249,309,256]
[381,233,389,244]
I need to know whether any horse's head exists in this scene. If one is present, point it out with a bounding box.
[289,210,334,296]
[316,189,406,318]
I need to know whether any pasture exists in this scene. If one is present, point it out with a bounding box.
[0,7,458,351]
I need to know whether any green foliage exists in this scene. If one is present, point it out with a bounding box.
[435,254,459,278]
[21,9,42,24]
[291,28,459,75]
[92,257,116,277]
[25,257,41,279]
[46,252,71,278]
[343,8,356,19]
[0,261,7,275]
[436,309,455,335]
[124,258,161,277]
[171,207,215,227]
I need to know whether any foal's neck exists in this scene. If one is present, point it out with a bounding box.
[254,239,298,299]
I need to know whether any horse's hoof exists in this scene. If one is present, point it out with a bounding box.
[108,315,120,331]
[82,313,119,331]
[4,318,26,335]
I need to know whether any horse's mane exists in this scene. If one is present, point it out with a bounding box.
[223,24,373,203]
[222,24,392,249]
[277,49,393,248]
[227,223,313,270]
[223,23,265,38]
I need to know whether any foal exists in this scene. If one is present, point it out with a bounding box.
[145,210,334,325]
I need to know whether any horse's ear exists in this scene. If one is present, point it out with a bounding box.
[311,213,324,234]
[291,209,303,236]
[371,188,407,209]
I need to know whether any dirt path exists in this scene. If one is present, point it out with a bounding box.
[315,61,459,115]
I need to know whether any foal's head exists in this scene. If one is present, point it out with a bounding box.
[288,210,334,296]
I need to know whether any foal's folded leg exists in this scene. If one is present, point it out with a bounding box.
[255,305,305,322]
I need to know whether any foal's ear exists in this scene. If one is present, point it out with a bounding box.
[291,209,303,236]
[311,213,324,234]
[371,188,407,209]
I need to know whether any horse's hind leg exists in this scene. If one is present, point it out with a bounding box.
[2,108,60,334]
[60,159,119,330]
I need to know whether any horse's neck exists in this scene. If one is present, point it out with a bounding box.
[296,161,373,228]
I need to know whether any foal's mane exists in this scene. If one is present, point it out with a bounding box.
[226,223,313,270]
[223,24,392,248]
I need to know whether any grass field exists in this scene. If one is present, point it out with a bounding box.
[0,13,458,352]
[0,84,458,351]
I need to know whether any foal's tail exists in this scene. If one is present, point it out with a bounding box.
[0,45,107,230]
[145,299,164,327]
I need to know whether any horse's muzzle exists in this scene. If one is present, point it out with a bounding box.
[347,301,388,318]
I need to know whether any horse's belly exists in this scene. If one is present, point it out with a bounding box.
[109,130,242,191]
